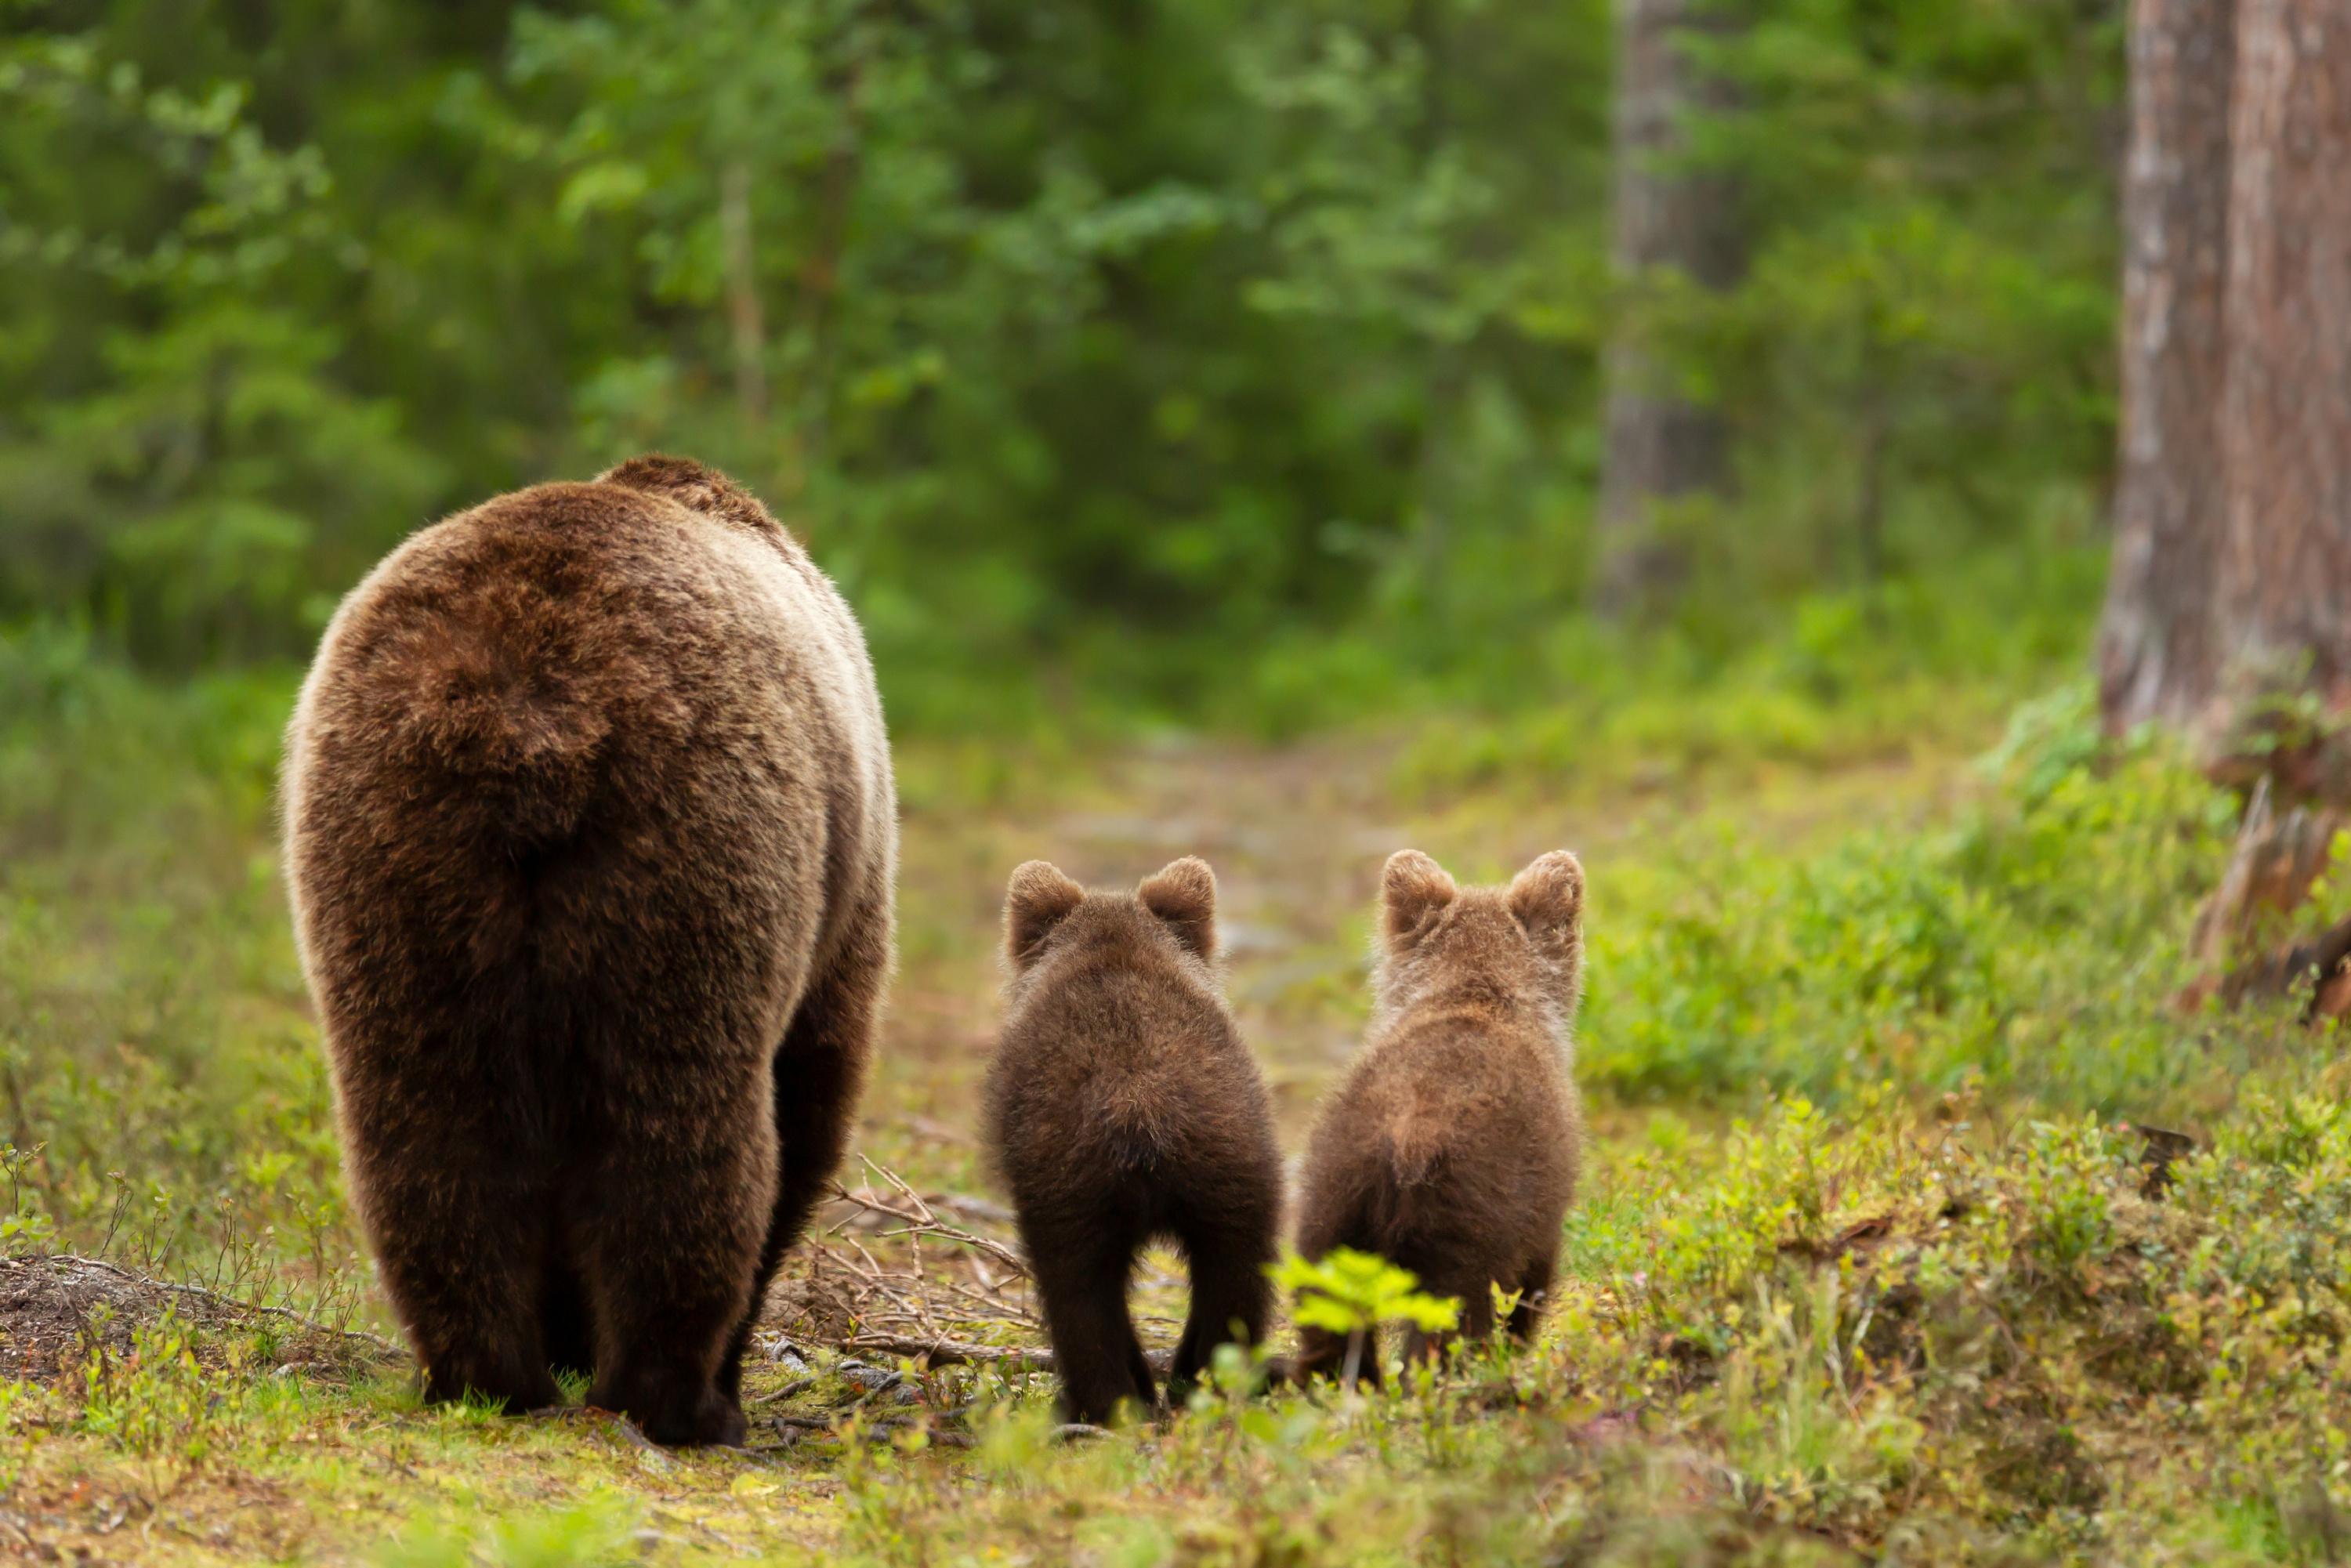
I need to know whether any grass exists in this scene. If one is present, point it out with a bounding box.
[5,617,2351,1564]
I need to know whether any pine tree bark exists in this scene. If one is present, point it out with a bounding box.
[2215,0,2351,715]
[2098,0,2235,734]
[720,160,770,427]
[1592,0,1746,620]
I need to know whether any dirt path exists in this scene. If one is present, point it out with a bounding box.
[882,737,1545,1145]
[880,734,1953,1143]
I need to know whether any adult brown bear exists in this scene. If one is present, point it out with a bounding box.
[282,455,894,1446]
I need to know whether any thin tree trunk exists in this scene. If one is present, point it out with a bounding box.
[2098,0,2235,735]
[2215,0,2351,718]
[1408,0,1458,598]
[720,160,770,427]
[1855,380,1888,605]
[1593,0,1746,621]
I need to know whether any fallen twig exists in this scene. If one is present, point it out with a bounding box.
[830,1157,1029,1276]
[838,1331,1053,1369]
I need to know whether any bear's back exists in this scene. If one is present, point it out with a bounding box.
[283,474,894,1072]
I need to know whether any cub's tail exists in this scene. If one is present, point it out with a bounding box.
[1382,1115,1447,1189]
[1092,1074,1185,1165]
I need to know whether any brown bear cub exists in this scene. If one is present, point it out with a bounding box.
[985,858,1282,1424]
[1293,849,1585,1381]
[283,455,896,1447]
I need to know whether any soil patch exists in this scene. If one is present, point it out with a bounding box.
[0,1254,400,1383]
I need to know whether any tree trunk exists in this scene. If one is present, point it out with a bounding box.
[719,160,770,427]
[2171,0,2351,1015]
[2097,0,2235,735]
[1593,0,1746,621]
[2215,0,2351,719]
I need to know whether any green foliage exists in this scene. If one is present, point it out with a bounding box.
[376,1497,646,1568]
[77,1308,242,1491]
[0,629,355,1313]
[1391,544,2104,788]
[0,0,2118,737]
[1578,689,2238,1111]
[1666,1,2122,615]
[0,1380,41,1497]
[1275,1247,1460,1340]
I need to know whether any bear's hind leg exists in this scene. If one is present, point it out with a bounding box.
[719,894,889,1402]
[578,1074,771,1447]
[541,1258,595,1389]
[357,1153,561,1414]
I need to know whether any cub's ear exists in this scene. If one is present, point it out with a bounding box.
[1138,856,1218,961]
[1005,860,1085,969]
[1381,849,1458,949]
[1508,850,1585,961]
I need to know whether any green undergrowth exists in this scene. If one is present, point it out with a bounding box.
[1578,683,2254,1114]
[830,1085,2351,1564]
[7,1081,2351,1563]
[1383,548,2103,795]
[6,630,2351,1562]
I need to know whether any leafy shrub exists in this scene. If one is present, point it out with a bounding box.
[77,1308,241,1492]
[1578,698,2234,1112]
[1273,1247,1460,1388]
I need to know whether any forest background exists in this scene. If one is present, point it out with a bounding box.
[0,0,2119,741]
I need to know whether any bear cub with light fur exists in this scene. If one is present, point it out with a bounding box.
[986,858,1282,1423]
[1294,849,1586,1379]
[283,455,895,1447]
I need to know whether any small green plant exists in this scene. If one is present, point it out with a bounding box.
[0,1142,56,1253]
[0,1379,45,1496]
[1273,1248,1460,1390]
[77,1307,239,1495]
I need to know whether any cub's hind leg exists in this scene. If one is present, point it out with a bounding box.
[1030,1234,1154,1424]
[1508,1253,1557,1343]
[1168,1193,1278,1400]
[1397,1257,1499,1371]
[1291,1184,1382,1389]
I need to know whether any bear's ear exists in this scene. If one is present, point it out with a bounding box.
[1005,860,1085,969]
[599,453,779,535]
[1381,849,1458,950]
[1508,849,1585,964]
[1138,856,1218,961]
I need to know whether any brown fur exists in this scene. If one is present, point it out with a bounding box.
[1293,849,1585,1379]
[985,858,1281,1423]
[281,454,895,1446]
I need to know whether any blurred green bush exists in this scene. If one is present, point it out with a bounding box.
[0,2,2121,733]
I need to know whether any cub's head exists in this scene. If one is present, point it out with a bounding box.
[598,453,783,538]
[1002,856,1219,993]
[1375,847,1585,1025]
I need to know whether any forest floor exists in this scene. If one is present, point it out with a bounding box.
[4,676,2349,1565]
